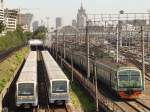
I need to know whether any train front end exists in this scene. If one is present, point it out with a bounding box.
[16,82,38,107]
[49,79,70,104]
[117,67,144,99]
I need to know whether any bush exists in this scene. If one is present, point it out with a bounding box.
[0,26,32,52]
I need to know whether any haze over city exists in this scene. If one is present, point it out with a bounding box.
[4,0,150,26]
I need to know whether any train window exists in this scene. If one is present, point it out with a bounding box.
[52,81,67,93]
[119,75,129,82]
[119,75,129,88]
[18,83,34,96]
[131,71,140,76]
[119,70,130,88]
[119,70,130,76]
[131,75,140,81]
[130,71,141,87]
[119,70,141,88]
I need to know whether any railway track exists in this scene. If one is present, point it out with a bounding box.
[97,76,150,112]
[15,108,35,112]
[36,51,69,112]
[98,79,150,112]
[58,52,150,112]
[34,104,69,112]
[0,45,24,63]
[115,101,137,112]
[60,57,125,112]
[2,50,71,112]
[120,50,150,80]
[37,51,49,111]
[115,100,150,112]
[125,100,150,112]
[49,105,69,112]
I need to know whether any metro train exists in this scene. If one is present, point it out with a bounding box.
[28,39,44,51]
[16,51,38,107]
[65,50,144,99]
[42,51,70,104]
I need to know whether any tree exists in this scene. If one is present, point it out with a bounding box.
[0,24,32,52]
[16,25,24,40]
[24,31,32,40]
[32,26,48,40]
[0,20,5,34]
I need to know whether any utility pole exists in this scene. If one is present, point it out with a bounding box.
[116,26,119,63]
[119,11,122,47]
[70,45,74,82]
[60,45,63,68]
[94,56,99,112]
[147,32,149,54]
[63,33,66,59]
[86,21,90,78]
[55,29,58,61]
[75,34,77,48]
[46,17,50,32]
[52,35,55,57]
[141,26,145,90]
[116,12,121,63]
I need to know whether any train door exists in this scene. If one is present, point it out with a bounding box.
[111,71,118,91]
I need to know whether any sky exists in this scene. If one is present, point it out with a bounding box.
[4,0,150,27]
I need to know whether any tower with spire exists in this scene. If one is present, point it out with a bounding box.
[77,0,87,28]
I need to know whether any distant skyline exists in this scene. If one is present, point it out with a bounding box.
[4,0,150,27]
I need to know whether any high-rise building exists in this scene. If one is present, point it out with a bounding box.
[32,21,39,32]
[77,3,87,28]
[72,19,77,27]
[0,8,33,34]
[56,17,63,28]
[4,8,18,32]
[17,13,33,32]
[0,8,5,35]
[0,9,4,22]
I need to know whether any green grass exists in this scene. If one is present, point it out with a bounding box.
[64,70,96,112]
[0,47,29,93]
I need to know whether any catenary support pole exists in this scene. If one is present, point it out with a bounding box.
[141,26,145,90]
[86,21,90,78]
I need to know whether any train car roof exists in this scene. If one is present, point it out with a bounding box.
[117,67,141,72]
[74,51,138,71]
[95,58,124,70]
[21,66,37,73]
[17,72,37,83]
[25,51,37,61]
[17,51,37,83]
[42,51,69,80]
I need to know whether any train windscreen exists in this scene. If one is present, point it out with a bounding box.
[18,83,34,96]
[52,81,67,93]
[119,70,130,88]
[119,70,141,88]
[130,71,141,88]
